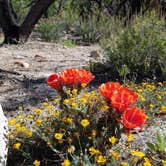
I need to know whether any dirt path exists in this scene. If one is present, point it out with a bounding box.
[0,41,102,113]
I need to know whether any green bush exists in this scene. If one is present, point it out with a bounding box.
[74,15,114,44]
[36,19,69,42]
[102,12,166,81]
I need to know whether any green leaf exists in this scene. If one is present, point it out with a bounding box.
[146,142,156,152]
[157,132,162,144]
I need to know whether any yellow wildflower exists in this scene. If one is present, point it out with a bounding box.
[127,134,134,142]
[89,147,101,155]
[143,157,151,166]
[34,108,43,115]
[13,142,21,149]
[71,89,78,95]
[47,105,53,109]
[101,105,109,111]
[79,98,87,104]
[67,146,75,153]
[162,160,166,166]
[9,132,14,139]
[121,161,129,166]
[53,98,59,104]
[149,104,154,108]
[156,95,162,100]
[17,115,22,119]
[95,155,106,163]
[47,141,52,146]
[109,136,116,144]
[15,123,21,128]
[140,97,146,102]
[53,110,60,118]
[20,126,26,133]
[131,150,145,158]
[71,102,78,109]
[67,137,73,143]
[61,159,70,166]
[54,133,63,140]
[35,119,43,126]
[27,114,34,120]
[14,123,21,131]
[33,160,40,166]
[158,82,163,86]
[160,106,166,112]
[112,151,119,160]
[141,82,147,87]
[8,119,16,126]
[84,93,90,98]
[91,129,97,137]
[62,117,73,124]
[26,130,33,138]
[46,109,51,113]
[137,88,143,93]
[81,119,90,128]
[42,102,48,107]
[63,99,70,105]
[81,83,87,88]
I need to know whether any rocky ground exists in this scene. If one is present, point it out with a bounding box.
[0,40,103,115]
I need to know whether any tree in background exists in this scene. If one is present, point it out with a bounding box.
[0,0,56,44]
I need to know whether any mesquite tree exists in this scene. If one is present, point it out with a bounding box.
[0,0,56,44]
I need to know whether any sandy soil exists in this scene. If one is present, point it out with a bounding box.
[0,41,102,113]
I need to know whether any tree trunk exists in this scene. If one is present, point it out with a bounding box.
[0,0,56,44]
[0,0,19,44]
[19,0,56,42]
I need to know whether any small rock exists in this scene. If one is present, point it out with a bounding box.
[14,60,29,68]
[34,55,47,62]
[90,50,103,59]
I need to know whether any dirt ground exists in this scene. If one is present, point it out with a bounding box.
[0,40,102,114]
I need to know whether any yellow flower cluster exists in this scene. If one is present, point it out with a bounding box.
[7,81,165,166]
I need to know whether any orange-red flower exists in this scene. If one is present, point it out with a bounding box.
[47,73,62,90]
[98,82,121,100]
[122,107,147,129]
[61,68,79,86]
[61,68,94,86]
[77,69,95,84]
[110,87,138,111]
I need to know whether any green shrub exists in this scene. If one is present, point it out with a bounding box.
[101,12,166,81]
[74,15,114,44]
[36,19,68,42]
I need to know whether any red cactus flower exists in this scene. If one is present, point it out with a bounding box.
[98,82,121,100]
[77,69,95,84]
[47,73,62,90]
[61,68,79,86]
[61,68,94,86]
[110,87,138,112]
[122,107,147,129]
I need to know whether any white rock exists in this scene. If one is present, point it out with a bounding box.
[0,104,8,166]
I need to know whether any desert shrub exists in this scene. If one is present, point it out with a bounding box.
[35,18,69,42]
[74,15,114,44]
[102,12,166,81]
